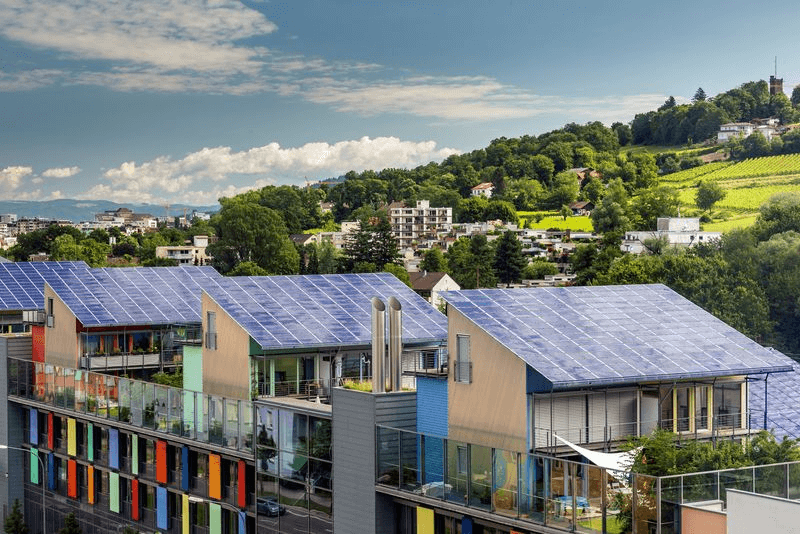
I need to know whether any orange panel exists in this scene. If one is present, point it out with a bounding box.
[156,441,168,484]
[67,460,77,498]
[47,413,54,450]
[209,454,221,500]
[31,325,45,362]
[131,479,140,520]
[87,466,95,504]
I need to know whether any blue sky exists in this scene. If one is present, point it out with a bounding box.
[1,0,798,205]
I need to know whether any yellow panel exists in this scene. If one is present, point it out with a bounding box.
[182,494,189,534]
[417,507,434,534]
[67,418,76,457]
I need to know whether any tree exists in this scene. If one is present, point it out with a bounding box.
[343,212,399,270]
[445,235,496,289]
[752,192,800,241]
[630,186,680,230]
[695,181,726,210]
[227,261,269,276]
[208,200,299,275]
[792,85,800,108]
[59,512,82,534]
[4,499,29,534]
[590,179,630,234]
[316,240,341,274]
[692,87,707,103]
[559,204,571,221]
[419,248,447,273]
[493,231,527,287]
[522,259,558,280]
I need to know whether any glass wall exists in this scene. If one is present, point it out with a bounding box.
[6,357,254,455]
[254,403,333,533]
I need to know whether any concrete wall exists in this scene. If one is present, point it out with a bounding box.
[201,292,250,400]
[447,308,528,452]
[727,489,800,534]
[43,284,79,368]
[681,502,726,534]
[332,388,416,534]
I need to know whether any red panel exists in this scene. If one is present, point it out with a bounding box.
[87,466,95,504]
[47,412,54,450]
[131,479,140,520]
[237,460,246,508]
[31,325,45,363]
[156,441,167,484]
[67,460,77,498]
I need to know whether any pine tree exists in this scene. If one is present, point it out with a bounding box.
[59,512,82,534]
[4,499,29,534]
[493,231,527,287]
[692,87,707,103]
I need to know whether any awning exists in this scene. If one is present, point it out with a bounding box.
[554,434,638,474]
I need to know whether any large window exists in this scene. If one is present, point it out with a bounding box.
[205,312,217,350]
[454,334,471,384]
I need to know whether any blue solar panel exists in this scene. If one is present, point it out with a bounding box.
[440,284,795,390]
[204,273,447,351]
[0,261,89,311]
[749,368,800,440]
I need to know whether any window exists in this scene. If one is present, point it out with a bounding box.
[456,446,468,475]
[46,298,54,327]
[454,334,471,384]
[205,311,217,350]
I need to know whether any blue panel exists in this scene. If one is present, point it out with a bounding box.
[109,428,119,469]
[461,517,473,534]
[157,486,168,530]
[238,511,246,534]
[47,453,55,490]
[440,285,795,389]
[181,446,190,491]
[203,273,447,351]
[0,261,88,311]
[29,409,38,445]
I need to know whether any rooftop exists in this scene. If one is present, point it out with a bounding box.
[441,284,794,390]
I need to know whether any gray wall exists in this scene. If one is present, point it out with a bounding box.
[727,489,800,534]
[0,336,28,530]
[332,388,416,534]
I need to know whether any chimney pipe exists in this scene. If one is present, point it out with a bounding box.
[371,297,386,393]
[388,296,403,393]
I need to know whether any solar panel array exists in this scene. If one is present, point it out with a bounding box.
[749,369,800,440]
[46,265,222,326]
[204,273,447,351]
[0,261,89,311]
[440,284,794,390]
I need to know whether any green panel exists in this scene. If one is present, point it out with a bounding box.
[132,434,138,475]
[30,448,39,484]
[87,424,93,462]
[109,472,120,513]
[182,345,204,393]
[209,503,222,534]
[249,337,262,355]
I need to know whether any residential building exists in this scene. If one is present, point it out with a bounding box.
[155,235,212,265]
[389,200,453,250]
[470,182,494,198]
[718,119,780,142]
[622,217,721,253]
[408,271,460,309]
[0,214,18,224]
[568,201,594,216]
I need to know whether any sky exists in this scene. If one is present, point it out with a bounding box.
[2,0,800,206]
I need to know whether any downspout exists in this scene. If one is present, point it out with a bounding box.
[763,373,769,431]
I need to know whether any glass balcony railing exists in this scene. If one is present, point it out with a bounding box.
[377,425,800,534]
[6,357,255,454]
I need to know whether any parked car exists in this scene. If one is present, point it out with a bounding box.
[257,498,286,517]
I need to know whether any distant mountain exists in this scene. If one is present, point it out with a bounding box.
[0,199,219,223]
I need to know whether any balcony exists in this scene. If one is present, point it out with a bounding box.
[81,352,161,370]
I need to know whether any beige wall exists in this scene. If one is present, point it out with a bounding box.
[447,308,528,452]
[201,292,251,399]
[43,284,79,368]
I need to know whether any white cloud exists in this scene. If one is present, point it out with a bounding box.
[0,166,33,191]
[79,137,459,203]
[0,0,276,75]
[42,166,81,178]
[0,70,63,92]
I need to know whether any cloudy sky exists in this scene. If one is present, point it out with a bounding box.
[2,0,799,205]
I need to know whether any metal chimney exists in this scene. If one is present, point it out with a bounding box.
[371,297,386,393]
[388,296,403,393]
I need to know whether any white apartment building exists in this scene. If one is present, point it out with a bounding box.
[155,235,211,265]
[390,200,453,249]
[622,217,721,254]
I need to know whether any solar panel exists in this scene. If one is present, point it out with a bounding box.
[204,273,447,351]
[0,261,89,311]
[440,284,795,390]
[749,368,800,440]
